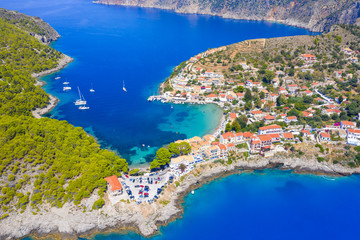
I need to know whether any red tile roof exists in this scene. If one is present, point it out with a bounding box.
[258,134,272,142]
[283,132,294,139]
[341,121,355,126]
[320,132,330,138]
[104,175,122,192]
[259,125,282,131]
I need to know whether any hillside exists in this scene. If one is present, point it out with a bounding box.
[94,0,360,32]
[0,12,128,225]
[0,8,60,44]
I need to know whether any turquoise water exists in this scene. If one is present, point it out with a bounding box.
[91,169,360,240]
[4,1,360,240]
[1,0,315,165]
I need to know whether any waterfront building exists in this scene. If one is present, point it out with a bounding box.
[104,175,123,197]
[258,125,283,135]
[319,132,331,142]
[340,121,356,129]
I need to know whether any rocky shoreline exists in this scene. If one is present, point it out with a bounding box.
[92,0,360,32]
[2,154,359,240]
[31,54,73,118]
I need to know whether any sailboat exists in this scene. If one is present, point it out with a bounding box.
[123,80,127,92]
[55,77,61,80]
[79,105,89,110]
[74,87,87,105]
[90,83,95,93]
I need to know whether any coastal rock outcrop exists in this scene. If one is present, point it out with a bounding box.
[1,154,359,240]
[0,8,61,44]
[93,0,360,32]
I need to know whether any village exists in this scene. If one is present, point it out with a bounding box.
[106,26,360,205]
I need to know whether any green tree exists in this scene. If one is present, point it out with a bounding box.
[156,148,171,166]
[244,89,252,102]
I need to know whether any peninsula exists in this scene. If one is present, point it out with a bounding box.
[2,7,360,240]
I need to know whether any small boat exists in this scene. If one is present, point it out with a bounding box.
[171,105,173,109]
[123,80,127,92]
[63,82,70,85]
[142,144,145,147]
[63,86,71,91]
[79,105,89,110]
[90,83,95,92]
[55,77,61,80]
[147,145,150,148]
[191,190,194,194]
[74,87,87,105]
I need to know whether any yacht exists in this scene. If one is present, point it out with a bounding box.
[90,83,95,92]
[79,105,89,110]
[74,87,87,105]
[63,86,71,91]
[123,80,127,92]
[55,77,61,80]
[63,81,70,85]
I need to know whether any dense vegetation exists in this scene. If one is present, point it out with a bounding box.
[150,142,191,170]
[0,19,61,116]
[0,15,128,218]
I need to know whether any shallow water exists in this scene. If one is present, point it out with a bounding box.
[91,169,360,240]
[1,0,315,165]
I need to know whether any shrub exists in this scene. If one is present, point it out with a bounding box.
[92,198,105,210]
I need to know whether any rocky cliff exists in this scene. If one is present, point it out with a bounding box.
[0,8,60,44]
[93,0,360,32]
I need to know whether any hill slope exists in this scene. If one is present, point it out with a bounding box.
[94,0,360,32]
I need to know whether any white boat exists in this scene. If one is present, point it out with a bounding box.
[79,106,89,110]
[90,83,95,92]
[63,86,71,91]
[55,77,61,80]
[171,105,173,109]
[191,190,194,195]
[74,87,87,105]
[123,80,127,92]
[63,81,70,85]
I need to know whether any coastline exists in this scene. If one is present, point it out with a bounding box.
[92,1,321,32]
[31,54,73,118]
[7,154,358,240]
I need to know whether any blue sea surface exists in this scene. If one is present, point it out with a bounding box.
[90,169,360,240]
[1,0,315,165]
[3,1,360,240]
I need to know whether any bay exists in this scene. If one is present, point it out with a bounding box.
[1,0,315,165]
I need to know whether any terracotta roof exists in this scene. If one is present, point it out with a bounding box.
[258,134,272,142]
[301,130,311,135]
[251,110,263,115]
[302,54,316,58]
[243,132,253,138]
[206,94,218,98]
[286,116,297,120]
[283,132,294,139]
[348,129,360,134]
[104,175,122,192]
[341,121,355,126]
[263,115,275,120]
[320,132,330,138]
[227,143,235,147]
[259,125,282,131]
[252,140,261,144]
[269,133,280,138]
[230,113,237,119]
[222,132,235,139]
[218,144,227,150]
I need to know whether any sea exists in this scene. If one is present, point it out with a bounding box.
[4,1,359,240]
[1,0,315,166]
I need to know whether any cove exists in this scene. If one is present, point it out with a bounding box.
[90,169,360,240]
[1,0,315,166]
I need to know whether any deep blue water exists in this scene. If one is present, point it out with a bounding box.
[91,169,360,240]
[4,1,360,240]
[1,0,315,165]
